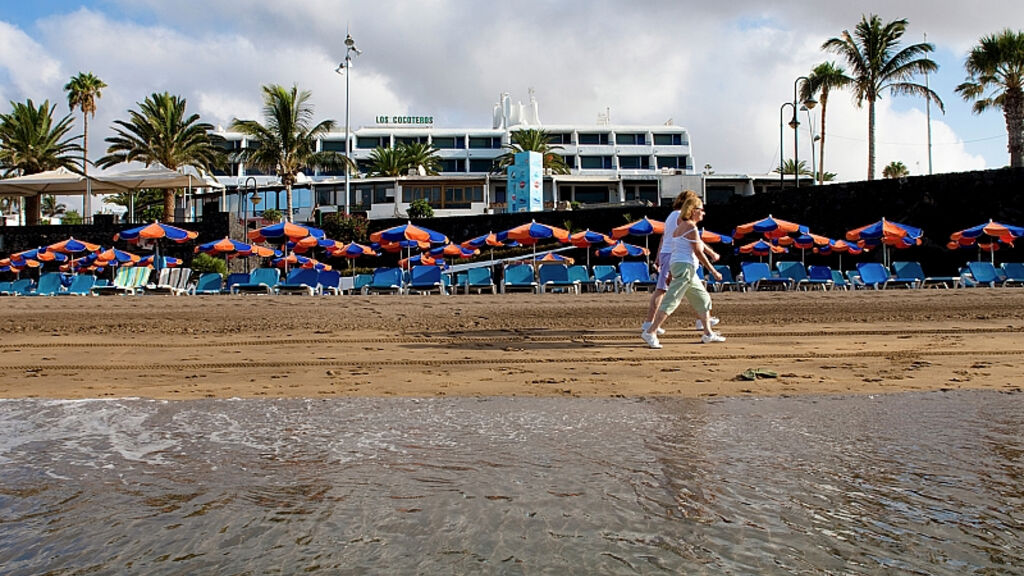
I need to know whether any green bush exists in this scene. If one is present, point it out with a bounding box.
[322,212,369,244]
[190,252,227,277]
[261,208,283,223]
[408,199,434,219]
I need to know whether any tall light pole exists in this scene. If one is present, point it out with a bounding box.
[779,102,796,190]
[336,32,361,215]
[803,105,818,184]
[790,76,817,188]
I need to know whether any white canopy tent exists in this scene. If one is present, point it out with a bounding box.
[0,164,222,223]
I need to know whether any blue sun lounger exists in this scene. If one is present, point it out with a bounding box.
[232,267,280,294]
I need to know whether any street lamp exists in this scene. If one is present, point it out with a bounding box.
[802,105,818,184]
[789,76,817,189]
[335,32,361,215]
[779,102,796,190]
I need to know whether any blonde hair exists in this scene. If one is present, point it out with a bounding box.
[679,191,703,220]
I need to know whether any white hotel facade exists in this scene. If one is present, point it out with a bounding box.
[205,92,713,222]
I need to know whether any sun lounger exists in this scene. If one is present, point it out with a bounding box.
[316,269,342,295]
[775,261,812,290]
[806,265,835,291]
[362,267,404,295]
[27,272,64,296]
[1000,262,1024,287]
[145,267,193,295]
[91,267,150,295]
[501,263,539,293]
[465,267,497,294]
[232,267,280,294]
[891,261,959,289]
[740,261,793,291]
[966,261,1003,287]
[830,270,850,290]
[60,274,96,296]
[538,264,579,294]
[592,265,621,293]
[407,265,446,295]
[856,262,917,289]
[709,265,740,292]
[223,272,249,294]
[567,265,596,292]
[618,261,655,293]
[188,273,224,295]
[275,268,320,296]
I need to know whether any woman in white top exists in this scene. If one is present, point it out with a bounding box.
[641,192,724,348]
[641,190,720,335]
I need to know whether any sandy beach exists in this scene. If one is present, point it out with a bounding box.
[0,288,1022,399]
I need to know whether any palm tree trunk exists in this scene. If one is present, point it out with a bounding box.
[285,184,293,222]
[163,189,176,222]
[83,113,91,219]
[818,92,828,186]
[867,99,877,180]
[1005,87,1024,169]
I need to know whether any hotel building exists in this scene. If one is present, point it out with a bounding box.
[203,91,712,222]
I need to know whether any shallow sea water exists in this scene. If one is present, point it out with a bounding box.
[1,391,1022,575]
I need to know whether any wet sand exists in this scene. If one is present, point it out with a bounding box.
[1,288,1022,399]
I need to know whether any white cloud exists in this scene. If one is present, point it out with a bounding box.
[3,0,1021,190]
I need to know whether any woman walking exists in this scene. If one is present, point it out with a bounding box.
[641,192,724,348]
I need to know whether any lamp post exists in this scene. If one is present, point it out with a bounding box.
[789,76,817,189]
[335,32,361,215]
[802,105,818,184]
[779,102,796,190]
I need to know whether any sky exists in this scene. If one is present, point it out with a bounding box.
[1,0,1021,202]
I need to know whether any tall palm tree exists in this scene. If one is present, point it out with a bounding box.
[64,72,107,218]
[800,62,852,185]
[367,142,442,177]
[773,159,813,176]
[41,194,67,220]
[882,160,910,179]
[0,99,82,224]
[491,128,571,174]
[231,84,353,222]
[955,29,1024,168]
[823,14,943,180]
[98,92,224,221]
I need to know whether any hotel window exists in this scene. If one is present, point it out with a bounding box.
[469,136,500,149]
[548,132,572,145]
[374,185,393,204]
[577,133,610,145]
[439,159,464,173]
[656,156,687,169]
[653,133,683,146]
[618,156,650,169]
[432,136,456,148]
[580,155,613,169]
[321,140,347,152]
[616,133,646,145]
[395,136,426,146]
[356,136,388,149]
[469,158,495,172]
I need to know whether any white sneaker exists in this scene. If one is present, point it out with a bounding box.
[641,331,663,349]
[696,317,720,331]
[701,331,726,344]
[641,322,666,336]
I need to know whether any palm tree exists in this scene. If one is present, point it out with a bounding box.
[882,161,910,179]
[399,142,442,175]
[800,62,852,185]
[823,14,943,180]
[367,146,405,177]
[41,194,67,220]
[103,188,164,222]
[491,128,571,174]
[64,72,107,218]
[98,92,224,221]
[0,99,82,224]
[231,84,353,222]
[955,29,1024,168]
[773,159,813,176]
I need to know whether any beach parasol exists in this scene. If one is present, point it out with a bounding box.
[462,232,508,274]
[537,252,574,265]
[733,215,807,267]
[115,221,198,270]
[328,241,378,276]
[501,220,570,262]
[430,243,479,259]
[815,239,864,271]
[775,232,831,264]
[371,221,448,265]
[570,229,613,269]
[948,219,1023,264]
[610,217,663,265]
[248,221,324,274]
[595,240,650,260]
[737,239,788,260]
[846,218,923,268]
[399,253,444,269]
